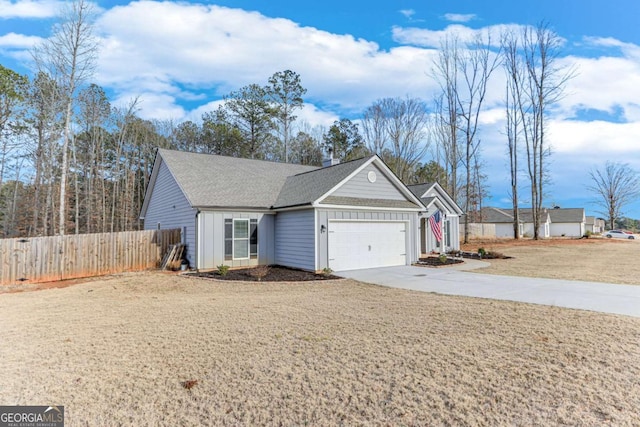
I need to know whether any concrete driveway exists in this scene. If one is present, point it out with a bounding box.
[339,261,640,318]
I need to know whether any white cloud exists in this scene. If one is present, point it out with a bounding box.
[549,119,640,156]
[556,53,640,121]
[93,2,441,120]
[0,0,62,19]
[399,9,415,19]
[392,23,526,48]
[0,31,41,47]
[109,91,186,122]
[583,36,640,60]
[443,13,476,23]
[295,103,338,129]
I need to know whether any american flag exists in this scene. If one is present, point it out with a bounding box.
[429,210,442,242]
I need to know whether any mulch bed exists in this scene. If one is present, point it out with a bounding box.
[414,256,465,267]
[190,265,342,282]
[458,251,512,260]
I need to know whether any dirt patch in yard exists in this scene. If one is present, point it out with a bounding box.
[1,271,639,426]
[462,237,640,285]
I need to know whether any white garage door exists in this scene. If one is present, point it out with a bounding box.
[328,221,407,271]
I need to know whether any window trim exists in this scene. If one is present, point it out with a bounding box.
[232,218,250,260]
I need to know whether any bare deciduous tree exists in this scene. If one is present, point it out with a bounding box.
[502,30,524,239]
[432,33,499,243]
[588,162,640,230]
[519,22,573,239]
[32,0,98,235]
[431,36,461,201]
[361,97,430,182]
[456,34,501,243]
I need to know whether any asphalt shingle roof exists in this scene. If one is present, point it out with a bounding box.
[480,207,559,223]
[157,149,389,210]
[480,207,516,223]
[548,208,585,223]
[407,183,435,200]
[272,156,373,208]
[158,149,318,209]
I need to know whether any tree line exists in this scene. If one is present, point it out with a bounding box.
[5,1,634,240]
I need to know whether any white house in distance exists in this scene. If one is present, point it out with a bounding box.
[478,207,586,238]
[585,216,605,234]
[140,149,461,272]
[548,207,586,237]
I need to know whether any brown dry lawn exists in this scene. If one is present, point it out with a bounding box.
[1,271,639,426]
[462,237,640,285]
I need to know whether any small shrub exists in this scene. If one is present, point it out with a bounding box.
[477,247,487,257]
[322,267,333,276]
[217,264,230,276]
[583,230,592,239]
[438,253,448,263]
[248,265,271,281]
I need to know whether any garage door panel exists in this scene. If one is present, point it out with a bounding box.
[328,221,406,271]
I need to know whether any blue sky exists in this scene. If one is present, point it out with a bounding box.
[1,0,640,219]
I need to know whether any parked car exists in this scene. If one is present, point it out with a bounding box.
[604,230,636,239]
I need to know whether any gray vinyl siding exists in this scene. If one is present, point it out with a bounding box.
[331,163,405,200]
[144,160,196,266]
[275,209,316,271]
[197,211,275,270]
[316,209,418,270]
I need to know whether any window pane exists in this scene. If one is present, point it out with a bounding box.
[250,219,258,257]
[234,220,248,239]
[234,240,249,259]
[224,219,232,260]
[224,240,232,260]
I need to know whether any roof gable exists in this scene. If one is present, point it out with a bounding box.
[274,155,424,210]
[272,157,371,208]
[407,182,463,215]
[330,162,407,200]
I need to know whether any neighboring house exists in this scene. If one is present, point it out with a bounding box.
[141,149,440,272]
[548,207,585,237]
[477,207,523,238]
[407,183,463,254]
[478,207,551,238]
[585,216,605,234]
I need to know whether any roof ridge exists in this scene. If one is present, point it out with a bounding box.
[158,148,320,169]
[288,155,374,178]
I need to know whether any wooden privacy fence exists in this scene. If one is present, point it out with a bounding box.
[0,229,181,286]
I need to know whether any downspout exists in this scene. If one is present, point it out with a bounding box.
[194,210,200,270]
